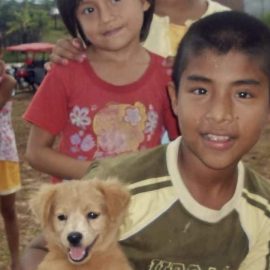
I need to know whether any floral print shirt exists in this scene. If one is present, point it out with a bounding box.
[24,53,179,181]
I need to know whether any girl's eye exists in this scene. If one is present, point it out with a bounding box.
[83,7,95,14]
[192,88,207,95]
[237,91,252,99]
[57,214,67,221]
[87,212,100,220]
[111,0,121,3]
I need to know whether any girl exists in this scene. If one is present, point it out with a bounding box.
[24,0,179,182]
[0,60,21,270]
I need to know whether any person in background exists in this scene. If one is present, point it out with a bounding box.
[21,11,270,270]
[145,0,230,57]
[23,0,179,183]
[0,60,21,270]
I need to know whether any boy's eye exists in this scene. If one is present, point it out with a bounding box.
[192,88,207,95]
[57,214,68,221]
[87,211,100,220]
[237,91,252,99]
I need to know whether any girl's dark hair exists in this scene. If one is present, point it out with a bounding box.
[56,0,155,46]
[172,11,270,93]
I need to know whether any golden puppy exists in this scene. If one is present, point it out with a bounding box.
[30,178,132,270]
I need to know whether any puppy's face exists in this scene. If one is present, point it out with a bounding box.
[52,184,108,264]
[31,179,130,265]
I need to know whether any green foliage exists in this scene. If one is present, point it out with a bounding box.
[0,0,66,46]
[261,12,270,27]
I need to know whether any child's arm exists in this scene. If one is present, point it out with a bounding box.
[26,125,90,180]
[0,75,16,109]
[0,59,16,109]
[20,234,47,270]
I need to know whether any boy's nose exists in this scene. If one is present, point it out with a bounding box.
[205,95,234,123]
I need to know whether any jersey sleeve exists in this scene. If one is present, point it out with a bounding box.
[238,169,270,270]
[23,66,70,135]
[238,214,270,270]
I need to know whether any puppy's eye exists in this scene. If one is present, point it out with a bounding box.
[87,212,99,220]
[57,214,67,221]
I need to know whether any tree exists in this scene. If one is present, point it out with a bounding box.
[2,0,51,44]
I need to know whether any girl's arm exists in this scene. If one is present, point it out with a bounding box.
[26,125,90,180]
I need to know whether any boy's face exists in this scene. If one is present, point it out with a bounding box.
[76,0,150,50]
[169,50,270,171]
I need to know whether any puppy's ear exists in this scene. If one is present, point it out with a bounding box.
[97,178,130,221]
[30,184,57,228]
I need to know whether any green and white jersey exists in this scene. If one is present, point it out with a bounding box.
[85,137,270,270]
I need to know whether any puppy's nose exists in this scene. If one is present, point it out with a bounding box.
[67,232,83,246]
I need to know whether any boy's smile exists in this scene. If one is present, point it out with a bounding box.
[169,49,270,172]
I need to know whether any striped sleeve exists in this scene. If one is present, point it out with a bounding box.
[238,170,270,270]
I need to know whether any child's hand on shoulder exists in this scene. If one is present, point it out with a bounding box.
[49,37,87,68]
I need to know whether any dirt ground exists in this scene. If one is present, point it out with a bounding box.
[0,93,270,269]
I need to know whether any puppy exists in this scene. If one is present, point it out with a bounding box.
[30,178,132,270]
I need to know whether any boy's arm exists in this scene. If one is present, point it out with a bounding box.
[20,234,47,270]
[26,125,90,180]
[47,37,86,69]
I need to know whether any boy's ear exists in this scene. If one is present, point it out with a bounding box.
[168,81,178,116]
[142,0,150,11]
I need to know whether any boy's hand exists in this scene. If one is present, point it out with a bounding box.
[49,37,87,67]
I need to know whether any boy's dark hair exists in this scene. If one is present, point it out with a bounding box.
[56,0,155,46]
[172,11,270,92]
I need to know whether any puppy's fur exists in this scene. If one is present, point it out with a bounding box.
[31,178,132,270]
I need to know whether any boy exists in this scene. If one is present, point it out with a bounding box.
[21,11,270,270]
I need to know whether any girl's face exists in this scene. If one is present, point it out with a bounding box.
[76,0,150,51]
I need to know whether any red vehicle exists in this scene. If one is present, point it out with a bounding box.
[6,42,54,93]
